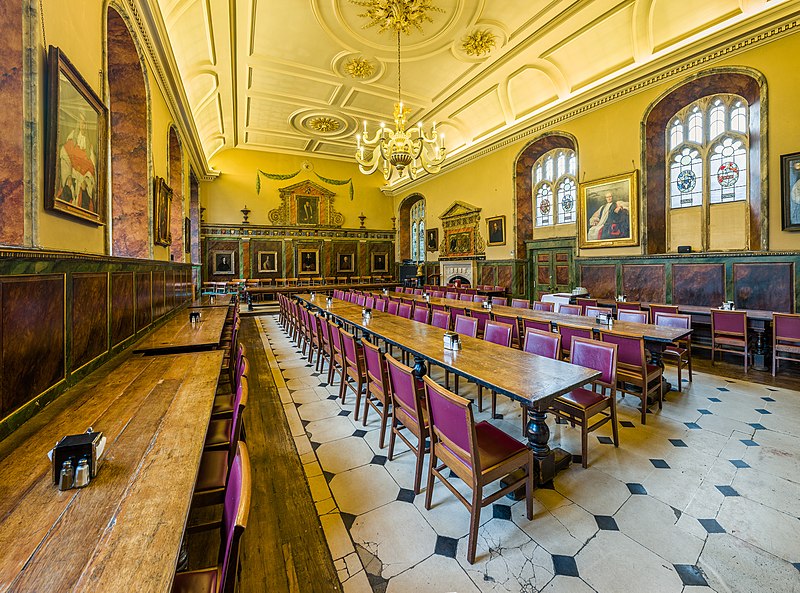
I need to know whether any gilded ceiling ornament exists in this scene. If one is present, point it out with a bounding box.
[308,117,341,133]
[344,56,375,79]
[350,0,445,35]
[462,29,496,57]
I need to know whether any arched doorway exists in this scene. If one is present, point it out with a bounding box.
[168,126,184,262]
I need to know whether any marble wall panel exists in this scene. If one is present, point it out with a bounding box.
[672,263,725,306]
[189,176,200,265]
[1,276,65,417]
[480,264,495,286]
[72,273,108,369]
[135,272,152,330]
[206,239,239,281]
[622,264,666,304]
[733,262,794,312]
[111,272,134,346]
[497,265,513,291]
[579,265,617,299]
[168,128,184,262]
[0,4,24,245]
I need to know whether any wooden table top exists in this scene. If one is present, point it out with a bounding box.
[190,293,234,308]
[0,350,224,593]
[134,307,228,353]
[375,291,691,344]
[300,295,598,406]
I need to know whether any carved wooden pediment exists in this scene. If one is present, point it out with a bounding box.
[268,180,344,227]
[438,201,485,258]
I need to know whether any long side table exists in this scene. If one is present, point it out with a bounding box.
[134,307,228,354]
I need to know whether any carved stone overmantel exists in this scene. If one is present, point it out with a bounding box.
[438,200,485,259]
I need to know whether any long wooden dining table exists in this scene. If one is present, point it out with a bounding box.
[297,294,599,484]
[190,293,234,308]
[0,350,224,592]
[134,306,229,354]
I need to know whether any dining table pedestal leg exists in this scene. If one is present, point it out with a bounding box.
[647,343,673,395]
[751,321,769,371]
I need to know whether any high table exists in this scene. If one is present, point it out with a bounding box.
[0,350,224,592]
[134,307,228,354]
[298,295,598,484]
[190,293,234,308]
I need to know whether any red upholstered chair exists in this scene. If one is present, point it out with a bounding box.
[616,301,642,312]
[575,298,597,314]
[173,442,251,593]
[397,303,413,319]
[618,310,649,324]
[431,310,450,330]
[491,296,508,306]
[385,354,430,494]
[454,315,478,337]
[422,375,533,564]
[339,328,367,420]
[773,313,800,376]
[394,286,403,293]
[654,312,693,390]
[650,304,679,316]
[445,291,459,300]
[449,306,467,328]
[522,317,552,334]
[459,293,473,302]
[511,298,530,309]
[523,328,561,358]
[491,312,520,348]
[313,316,331,375]
[387,300,399,315]
[430,303,446,313]
[212,353,249,419]
[204,377,248,454]
[470,309,491,336]
[432,290,445,298]
[585,306,613,319]
[465,288,477,295]
[711,310,749,372]
[326,319,346,387]
[374,298,387,312]
[533,301,555,312]
[480,321,512,418]
[356,295,366,306]
[473,295,488,303]
[413,304,430,324]
[305,312,322,365]
[549,338,619,468]
[600,330,662,425]
[555,322,593,361]
[558,304,582,315]
[364,296,375,309]
[413,289,424,295]
[361,339,392,448]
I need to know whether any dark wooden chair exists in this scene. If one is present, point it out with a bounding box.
[654,312,693,390]
[711,310,749,372]
[600,330,662,425]
[773,312,800,376]
[361,339,392,448]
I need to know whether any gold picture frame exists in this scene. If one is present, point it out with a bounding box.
[153,176,173,246]
[578,170,639,249]
[298,248,319,275]
[257,251,278,273]
[486,215,506,246]
[371,253,388,273]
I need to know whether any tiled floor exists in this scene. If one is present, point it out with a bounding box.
[259,315,800,593]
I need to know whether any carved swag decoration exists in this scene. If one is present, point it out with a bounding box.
[438,200,485,259]
[268,180,345,227]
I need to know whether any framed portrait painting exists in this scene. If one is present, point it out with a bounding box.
[257,251,278,273]
[298,248,319,275]
[337,253,355,273]
[371,253,388,273]
[780,151,800,231]
[578,171,639,248]
[44,46,108,225]
[212,250,235,275]
[153,176,173,246]
[426,228,439,252]
[296,195,320,225]
[486,215,506,246]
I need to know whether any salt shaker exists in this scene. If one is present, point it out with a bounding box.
[74,457,90,488]
[58,459,74,491]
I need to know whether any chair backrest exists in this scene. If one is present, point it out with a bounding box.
[356,295,366,306]
[571,337,617,389]
[362,338,389,399]
[431,303,446,312]
[459,293,473,301]
[491,296,508,306]
[470,309,491,333]
[431,310,450,329]
[558,304,582,315]
[491,313,519,344]
[228,377,249,459]
[453,314,478,338]
[523,328,561,359]
[556,323,593,357]
[616,301,641,311]
[394,286,403,293]
[585,306,613,319]
[445,291,459,300]
[650,304,679,316]
[576,298,597,313]
[327,319,344,359]
[654,312,691,331]
[449,306,467,325]
[511,298,530,309]
[422,375,476,476]
[618,310,649,324]
[413,289,424,295]
[432,291,445,298]
[387,300,399,315]
[374,298,387,312]
[220,441,252,593]
[397,303,413,318]
[533,301,555,311]
[473,295,488,303]
[339,328,362,372]
[599,330,646,376]
[522,318,551,333]
[413,305,430,324]
[774,312,800,344]
[385,353,425,425]
[711,309,747,337]
[483,321,512,347]
[364,296,375,309]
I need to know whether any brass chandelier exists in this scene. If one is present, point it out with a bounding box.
[355,25,446,181]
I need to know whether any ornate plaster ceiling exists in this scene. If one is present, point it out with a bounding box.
[152,0,793,180]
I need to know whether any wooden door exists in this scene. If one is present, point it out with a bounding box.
[532,247,573,299]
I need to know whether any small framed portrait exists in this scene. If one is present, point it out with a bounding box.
[426,228,439,252]
[153,176,173,246]
[258,251,278,273]
[578,170,639,248]
[780,151,800,231]
[337,253,355,273]
[296,195,319,225]
[44,46,108,225]
[486,215,506,246]
[371,252,388,273]
[298,248,319,275]
[212,250,235,275]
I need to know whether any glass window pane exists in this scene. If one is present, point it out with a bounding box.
[557,153,566,177]
[669,120,684,150]
[556,178,576,223]
[710,102,725,140]
[411,222,417,260]
[535,183,554,227]
[419,221,425,262]
[670,148,703,208]
[688,108,703,143]
[544,157,553,181]
[709,137,747,204]
[731,102,747,132]
[568,154,576,175]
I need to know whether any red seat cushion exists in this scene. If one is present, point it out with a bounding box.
[475,421,527,469]
[195,450,228,492]
[204,419,231,448]
[171,567,219,593]
[212,394,234,416]
[557,386,605,409]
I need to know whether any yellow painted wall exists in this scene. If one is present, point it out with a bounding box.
[395,28,800,260]
[35,0,186,260]
[202,149,394,230]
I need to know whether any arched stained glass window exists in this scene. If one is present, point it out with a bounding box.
[410,200,425,263]
[669,119,684,150]
[688,107,703,143]
[709,100,725,140]
[731,101,747,132]
[669,147,703,208]
[532,147,577,227]
[411,222,417,261]
[709,137,747,204]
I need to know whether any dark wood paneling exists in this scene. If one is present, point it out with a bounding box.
[250,240,284,278]
[368,242,393,277]
[72,273,108,369]
[1,276,65,417]
[206,239,239,281]
[733,263,794,312]
[136,272,152,331]
[622,264,666,304]
[672,263,724,306]
[331,241,356,277]
[580,265,616,299]
[111,272,135,346]
[152,270,166,319]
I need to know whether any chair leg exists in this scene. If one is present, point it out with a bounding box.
[378,405,389,449]
[640,391,647,425]
[525,456,534,520]
[353,379,363,422]
[521,406,528,434]
[362,391,370,427]
[424,451,437,510]
[477,385,483,412]
[581,416,589,468]
[467,488,481,564]
[387,417,397,461]
[413,438,425,495]
[491,391,497,419]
